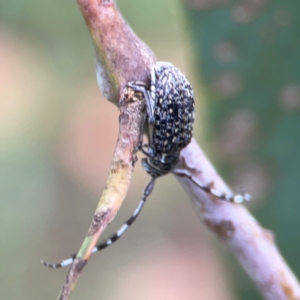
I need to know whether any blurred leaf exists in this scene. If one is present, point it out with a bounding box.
[184,0,300,299]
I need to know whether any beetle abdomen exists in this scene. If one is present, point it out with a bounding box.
[152,64,194,155]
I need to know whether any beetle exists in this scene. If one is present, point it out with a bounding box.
[128,62,195,178]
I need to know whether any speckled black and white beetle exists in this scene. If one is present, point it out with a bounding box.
[128,62,195,178]
[42,62,250,269]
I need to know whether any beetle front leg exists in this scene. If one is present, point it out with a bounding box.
[136,144,155,158]
[127,81,155,125]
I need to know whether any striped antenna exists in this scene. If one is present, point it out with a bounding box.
[42,178,156,269]
[173,169,251,203]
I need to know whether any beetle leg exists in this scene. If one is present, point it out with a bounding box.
[127,81,155,124]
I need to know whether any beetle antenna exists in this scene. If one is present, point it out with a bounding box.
[42,178,156,269]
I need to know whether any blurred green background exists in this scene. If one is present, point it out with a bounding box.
[0,0,299,299]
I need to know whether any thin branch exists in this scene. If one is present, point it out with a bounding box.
[56,1,155,299]
[57,88,146,300]
[173,139,300,300]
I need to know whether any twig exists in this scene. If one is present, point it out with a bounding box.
[57,87,146,300]
[173,139,300,300]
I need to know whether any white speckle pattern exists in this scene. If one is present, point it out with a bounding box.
[214,42,239,63]
[232,0,267,24]
[279,84,300,111]
[212,71,243,99]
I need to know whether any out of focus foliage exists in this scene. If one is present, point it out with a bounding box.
[184,0,300,299]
